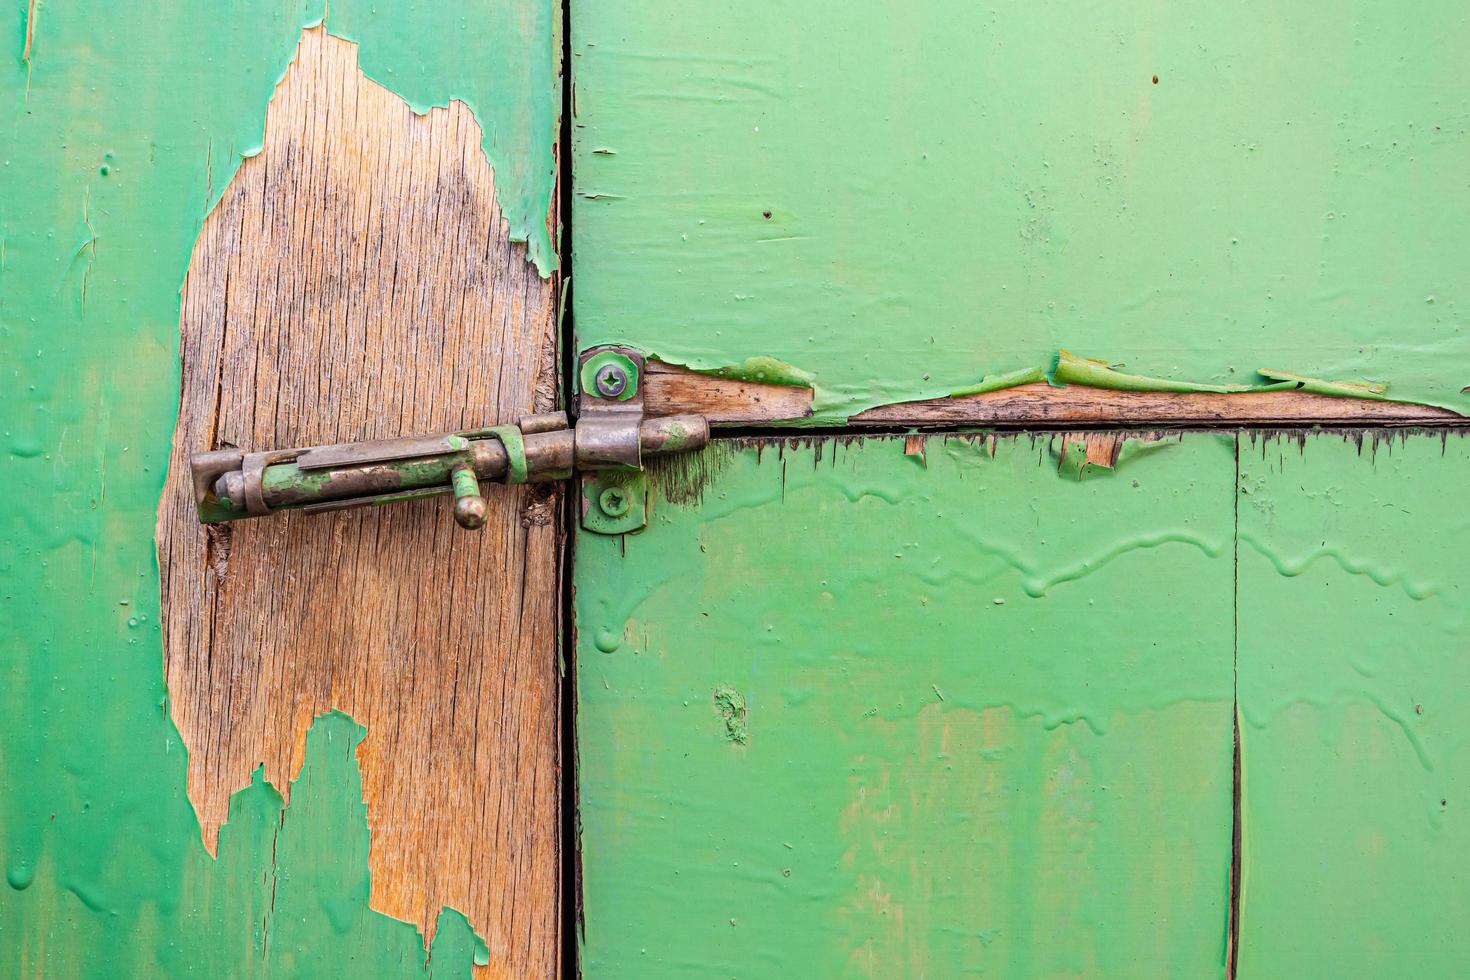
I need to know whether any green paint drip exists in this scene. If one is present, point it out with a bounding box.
[577,431,1470,973]
[573,0,1470,417]
[576,434,1236,975]
[0,0,553,969]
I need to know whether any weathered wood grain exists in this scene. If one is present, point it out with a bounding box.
[854,384,1465,426]
[643,360,815,422]
[157,28,559,977]
[643,362,1463,426]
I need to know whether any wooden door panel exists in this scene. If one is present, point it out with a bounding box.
[571,1,1470,423]
[1237,432,1470,975]
[2,6,560,976]
[575,434,1237,975]
[157,28,560,971]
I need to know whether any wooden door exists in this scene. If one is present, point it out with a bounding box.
[2,6,562,977]
[6,1,1470,977]
[569,0,1470,976]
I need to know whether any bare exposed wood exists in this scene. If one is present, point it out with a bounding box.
[157,29,558,977]
[644,359,814,422]
[1057,431,1125,469]
[855,384,1465,426]
[642,362,1464,426]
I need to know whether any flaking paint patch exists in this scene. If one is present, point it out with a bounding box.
[713,686,750,744]
[4,710,485,976]
[313,7,558,272]
[1054,432,1179,480]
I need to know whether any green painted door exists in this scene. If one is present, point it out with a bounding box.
[3,2,561,976]
[570,0,1470,975]
[7,0,1469,975]
[576,434,1239,974]
[574,433,1470,975]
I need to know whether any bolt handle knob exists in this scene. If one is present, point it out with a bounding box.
[451,464,488,530]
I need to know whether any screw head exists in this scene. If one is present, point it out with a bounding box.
[598,486,631,517]
[593,364,629,398]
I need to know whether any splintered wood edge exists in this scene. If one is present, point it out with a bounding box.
[644,361,1465,427]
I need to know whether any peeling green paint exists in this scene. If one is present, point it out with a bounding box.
[576,434,1236,975]
[1,0,555,969]
[3,709,484,977]
[1054,349,1394,400]
[1254,368,1389,400]
[572,0,1470,418]
[659,345,1421,418]
[674,355,816,390]
[1054,350,1269,394]
[950,366,1049,398]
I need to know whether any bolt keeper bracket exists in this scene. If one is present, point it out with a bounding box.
[577,347,653,535]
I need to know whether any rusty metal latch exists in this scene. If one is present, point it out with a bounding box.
[188,347,707,533]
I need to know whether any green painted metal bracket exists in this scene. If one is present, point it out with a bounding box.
[580,470,648,535]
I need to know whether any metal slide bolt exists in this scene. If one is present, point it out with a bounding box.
[189,348,699,531]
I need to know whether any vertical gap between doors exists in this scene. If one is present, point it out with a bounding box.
[1228,433,1243,978]
[558,0,582,973]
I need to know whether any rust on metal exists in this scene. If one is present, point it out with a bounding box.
[188,346,708,529]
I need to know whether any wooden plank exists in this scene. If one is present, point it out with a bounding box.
[643,361,1463,426]
[1236,432,1470,976]
[572,2,1470,421]
[576,433,1238,976]
[156,29,559,975]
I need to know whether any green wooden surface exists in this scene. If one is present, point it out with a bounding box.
[1237,433,1470,976]
[577,431,1470,975]
[571,0,1470,419]
[1,1,554,973]
[576,434,1237,976]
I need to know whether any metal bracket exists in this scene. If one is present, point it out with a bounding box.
[577,346,647,534]
[580,470,648,535]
